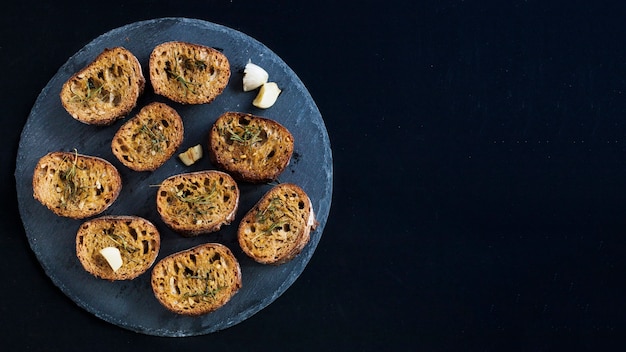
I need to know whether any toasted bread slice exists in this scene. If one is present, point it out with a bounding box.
[111,102,184,171]
[208,112,294,183]
[151,243,242,316]
[60,47,145,125]
[76,215,160,281]
[238,183,317,265]
[32,151,122,219]
[149,41,230,104]
[155,170,239,236]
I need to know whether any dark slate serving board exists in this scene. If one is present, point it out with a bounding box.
[14,17,332,337]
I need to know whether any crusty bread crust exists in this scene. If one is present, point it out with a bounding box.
[111,102,184,171]
[151,243,242,316]
[60,47,145,125]
[155,170,239,236]
[149,41,230,104]
[238,183,317,265]
[76,215,161,281]
[208,112,294,183]
[32,151,122,219]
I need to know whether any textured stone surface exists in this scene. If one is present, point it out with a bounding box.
[15,18,332,337]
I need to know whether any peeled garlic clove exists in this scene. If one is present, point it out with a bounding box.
[253,82,281,109]
[179,144,203,166]
[243,62,269,91]
[100,247,123,272]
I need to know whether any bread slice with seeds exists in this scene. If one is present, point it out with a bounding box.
[76,215,161,281]
[208,112,294,183]
[60,47,145,125]
[238,183,317,265]
[111,102,184,171]
[155,170,239,236]
[32,151,122,219]
[149,41,230,104]
[151,243,242,316]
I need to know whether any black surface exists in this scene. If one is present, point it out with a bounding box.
[15,18,332,337]
[4,0,626,351]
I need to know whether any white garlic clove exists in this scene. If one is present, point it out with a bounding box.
[179,144,203,166]
[243,62,269,92]
[252,82,281,109]
[100,247,123,272]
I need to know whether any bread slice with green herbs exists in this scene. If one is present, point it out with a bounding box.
[155,170,239,236]
[151,243,242,316]
[238,183,317,265]
[149,41,230,104]
[208,112,294,183]
[32,151,122,219]
[111,102,184,171]
[60,47,145,125]
[76,215,161,281]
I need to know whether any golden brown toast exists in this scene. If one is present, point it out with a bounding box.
[149,41,230,104]
[76,215,160,280]
[155,170,240,236]
[208,112,294,183]
[60,47,145,125]
[151,243,242,316]
[238,183,317,265]
[111,102,184,171]
[32,151,122,219]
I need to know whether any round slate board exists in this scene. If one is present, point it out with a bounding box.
[14,18,332,337]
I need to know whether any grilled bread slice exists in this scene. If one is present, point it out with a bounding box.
[111,102,184,171]
[155,170,239,236]
[238,183,317,265]
[32,151,122,219]
[60,47,145,125]
[76,215,160,281]
[208,112,294,183]
[151,243,242,316]
[149,41,230,104]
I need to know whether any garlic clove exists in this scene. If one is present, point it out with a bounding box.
[100,247,123,272]
[252,82,281,109]
[179,144,203,166]
[243,62,269,91]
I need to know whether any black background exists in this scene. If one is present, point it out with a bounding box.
[3,1,626,350]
